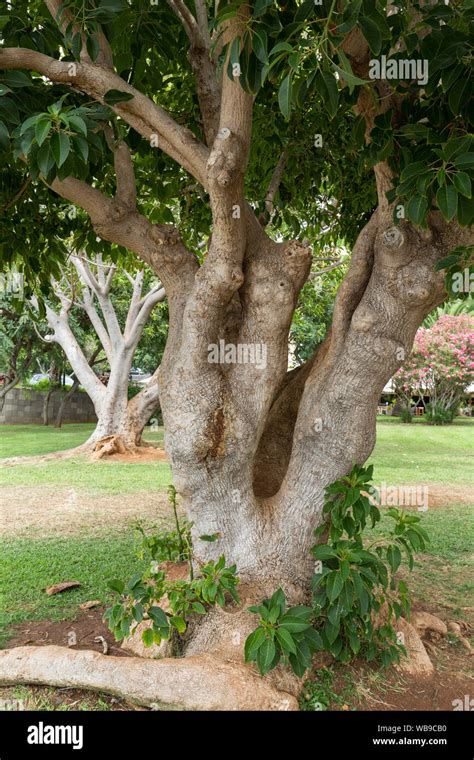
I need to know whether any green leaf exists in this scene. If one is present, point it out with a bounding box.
[312,544,337,561]
[349,631,360,654]
[35,118,52,147]
[454,153,474,170]
[244,627,266,661]
[276,626,297,654]
[72,135,89,163]
[278,74,292,120]
[252,28,268,65]
[448,78,468,116]
[51,132,70,167]
[104,89,135,105]
[199,533,219,542]
[141,627,154,647]
[0,120,9,149]
[36,143,54,176]
[386,544,402,574]
[453,172,472,199]
[406,194,428,226]
[86,35,100,62]
[324,619,340,645]
[269,42,293,57]
[170,615,186,634]
[191,601,206,615]
[107,579,124,594]
[334,51,368,93]
[286,605,312,621]
[326,570,344,603]
[436,184,458,221]
[148,605,168,627]
[20,115,41,135]
[340,560,350,582]
[68,115,88,137]
[253,0,272,18]
[256,637,276,675]
[359,16,382,55]
[2,71,32,88]
[400,162,428,182]
[279,615,312,633]
[321,72,339,119]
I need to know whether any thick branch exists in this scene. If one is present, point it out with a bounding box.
[0,48,209,185]
[40,302,105,410]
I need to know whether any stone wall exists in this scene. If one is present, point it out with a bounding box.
[0,387,97,425]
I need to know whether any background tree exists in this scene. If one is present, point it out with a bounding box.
[0,289,35,410]
[393,313,474,423]
[34,252,165,454]
[0,0,473,703]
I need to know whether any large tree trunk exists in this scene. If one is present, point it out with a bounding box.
[156,208,468,660]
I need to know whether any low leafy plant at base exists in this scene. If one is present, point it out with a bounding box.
[244,588,318,677]
[245,464,430,677]
[104,485,239,649]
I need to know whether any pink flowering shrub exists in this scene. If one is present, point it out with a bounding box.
[393,315,474,423]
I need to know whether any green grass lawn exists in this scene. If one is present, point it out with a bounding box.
[0,458,172,495]
[369,416,474,485]
[0,534,148,647]
[0,423,170,494]
[0,423,164,458]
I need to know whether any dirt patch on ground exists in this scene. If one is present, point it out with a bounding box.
[0,486,179,538]
[0,609,136,711]
[347,647,473,711]
[4,608,125,657]
[105,448,168,463]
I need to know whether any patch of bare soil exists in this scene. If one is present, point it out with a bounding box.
[346,647,473,711]
[4,608,124,657]
[0,487,179,538]
[105,448,168,463]
[0,609,137,711]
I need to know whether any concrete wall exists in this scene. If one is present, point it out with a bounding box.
[0,387,97,425]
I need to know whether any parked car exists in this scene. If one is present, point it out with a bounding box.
[28,373,76,387]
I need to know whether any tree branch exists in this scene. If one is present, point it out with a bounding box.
[0,48,209,186]
[104,127,137,208]
[259,150,287,225]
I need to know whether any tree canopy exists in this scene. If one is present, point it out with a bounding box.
[2,0,471,295]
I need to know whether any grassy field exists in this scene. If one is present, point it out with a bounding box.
[0,423,164,458]
[368,416,474,485]
[0,534,148,647]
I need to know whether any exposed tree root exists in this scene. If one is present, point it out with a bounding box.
[0,646,298,711]
[91,435,129,459]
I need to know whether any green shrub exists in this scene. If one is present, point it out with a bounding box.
[425,402,456,425]
[245,464,429,677]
